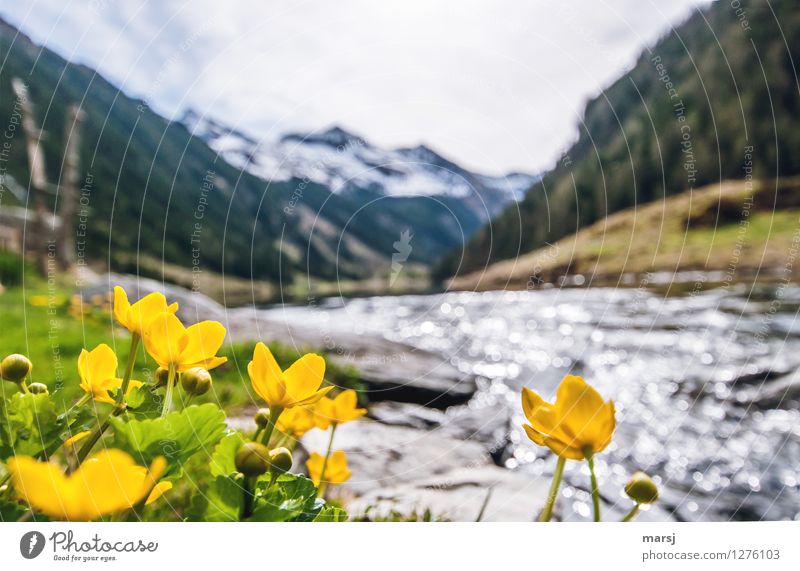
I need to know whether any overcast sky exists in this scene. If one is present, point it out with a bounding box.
[2,0,711,175]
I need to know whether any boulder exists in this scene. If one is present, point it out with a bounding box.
[300,419,490,496]
[348,464,676,522]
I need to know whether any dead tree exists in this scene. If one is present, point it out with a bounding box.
[56,104,85,269]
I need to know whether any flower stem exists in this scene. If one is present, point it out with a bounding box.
[317,423,338,495]
[242,476,256,520]
[621,503,641,522]
[115,334,140,408]
[539,455,566,522]
[160,364,176,418]
[68,335,142,472]
[259,406,283,447]
[585,450,601,522]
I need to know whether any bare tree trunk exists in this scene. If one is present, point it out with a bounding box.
[57,104,85,269]
[10,78,49,273]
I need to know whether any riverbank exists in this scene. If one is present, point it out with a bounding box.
[449,178,800,292]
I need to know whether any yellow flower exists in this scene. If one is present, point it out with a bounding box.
[63,431,91,448]
[8,450,167,521]
[113,286,178,337]
[247,342,332,409]
[78,344,144,404]
[521,375,616,460]
[313,389,367,429]
[306,450,351,486]
[143,313,227,373]
[28,294,49,308]
[276,406,316,438]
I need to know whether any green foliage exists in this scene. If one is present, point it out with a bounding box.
[439,0,800,279]
[0,250,27,288]
[186,474,244,522]
[0,393,63,459]
[125,385,163,419]
[249,473,322,522]
[314,503,349,522]
[209,431,246,478]
[108,403,226,474]
[0,498,28,521]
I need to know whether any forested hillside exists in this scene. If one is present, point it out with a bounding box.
[437,0,800,279]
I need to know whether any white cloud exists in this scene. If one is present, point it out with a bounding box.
[2,0,711,174]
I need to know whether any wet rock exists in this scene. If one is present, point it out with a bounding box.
[349,465,676,522]
[300,420,490,496]
[734,368,800,410]
[348,465,547,521]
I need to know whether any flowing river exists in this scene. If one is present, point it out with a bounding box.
[261,284,800,521]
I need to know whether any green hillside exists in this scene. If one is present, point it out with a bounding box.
[438,0,800,281]
[450,177,800,290]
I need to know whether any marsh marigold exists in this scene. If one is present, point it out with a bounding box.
[306,450,351,487]
[113,286,178,336]
[143,313,227,373]
[313,389,366,429]
[521,375,616,460]
[78,344,144,404]
[247,342,332,409]
[276,406,316,438]
[8,450,169,521]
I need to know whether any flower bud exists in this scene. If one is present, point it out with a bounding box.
[625,471,659,504]
[1,354,32,382]
[254,408,271,429]
[268,447,293,475]
[154,367,170,388]
[28,382,49,395]
[235,442,270,477]
[181,367,212,396]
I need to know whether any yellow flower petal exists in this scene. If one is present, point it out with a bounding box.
[143,312,187,368]
[145,481,172,505]
[248,342,287,406]
[180,321,226,371]
[8,450,167,521]
[520,375,616,459]
[113,286,131,331]
[283,353,326,403]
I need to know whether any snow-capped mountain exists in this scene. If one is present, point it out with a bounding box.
[181,110,539,220]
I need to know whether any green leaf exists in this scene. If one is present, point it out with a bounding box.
[210,432,246,478]
[0,393,64,459]
[186,475,244,522]
[249,473,322,522]
[0,499,28,522]
[108,403,226,474]
[125,386,162,419]
[314,503,348,522]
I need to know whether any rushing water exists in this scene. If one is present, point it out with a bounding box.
[266,284,800,521]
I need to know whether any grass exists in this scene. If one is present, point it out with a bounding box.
[0,283,363,416]
[450,177,800,290]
